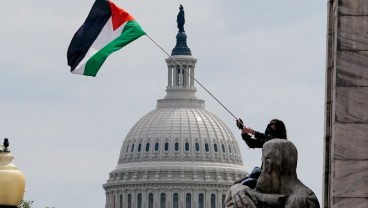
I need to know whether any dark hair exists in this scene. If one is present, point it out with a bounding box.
[264,119,287,139]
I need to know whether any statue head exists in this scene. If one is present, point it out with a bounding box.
[179,4,183,11]
[256,139,298,193]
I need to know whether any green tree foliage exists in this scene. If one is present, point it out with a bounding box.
[18,199,54,208]
[18,199,33,208]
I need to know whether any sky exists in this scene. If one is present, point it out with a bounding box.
[0,0,327,207]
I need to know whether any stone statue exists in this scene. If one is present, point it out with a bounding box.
[177,4,185,32]
[3,138,9,152]
[226,139,320,208]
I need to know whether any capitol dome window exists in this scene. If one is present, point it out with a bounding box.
[145,143,150,152]
[126,144,129,153]
[148,193,154,208]
[131,144,135,152]
[128,194,132,208]
[198,193,204,208]
[160,193,166,208]
[154,142,159,152]
[119,194,123,208]
[137,143,142,152]
[137,193,142,208]
[173,193,179,208]
[195,142,200,151]
[164,142,169,151]
[222,194,226,208]
[205,143,209,152]
[228,144,232,153]
[185,142,190,151]
[210,194,216,208]
[221,144,226,153]
[186,193,192,208]
[174,142,179,151]
[214,144,218,152]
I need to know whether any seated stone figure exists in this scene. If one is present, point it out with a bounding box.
[226,139,320,208]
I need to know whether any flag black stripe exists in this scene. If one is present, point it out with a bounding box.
[67,0,111,71]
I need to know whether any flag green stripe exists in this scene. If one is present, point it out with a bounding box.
[84,20,146,77]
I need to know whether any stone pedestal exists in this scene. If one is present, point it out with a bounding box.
[324,0,368,207]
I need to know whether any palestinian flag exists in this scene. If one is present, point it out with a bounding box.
[67,0,145,77]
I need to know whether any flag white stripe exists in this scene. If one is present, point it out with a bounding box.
[73,17,127,74]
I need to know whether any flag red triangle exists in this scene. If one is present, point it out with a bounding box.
[109,1,135,31]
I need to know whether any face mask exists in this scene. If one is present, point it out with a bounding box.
[264,123,275,136]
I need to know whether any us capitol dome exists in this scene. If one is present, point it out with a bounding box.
[103,8,247,208]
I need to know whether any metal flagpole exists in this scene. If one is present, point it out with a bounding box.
[145,34,238,120]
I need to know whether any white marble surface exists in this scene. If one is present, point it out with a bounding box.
[333,123,368,160]
[335,87,368,123]
[336,51,368,87]
[325,1,368,207]
[332,160,368,197]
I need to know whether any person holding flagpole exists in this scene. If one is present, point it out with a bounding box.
[233,118,288,189]
[237,118,287,149]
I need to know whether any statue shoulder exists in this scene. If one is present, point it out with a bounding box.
[285,186,320,208]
